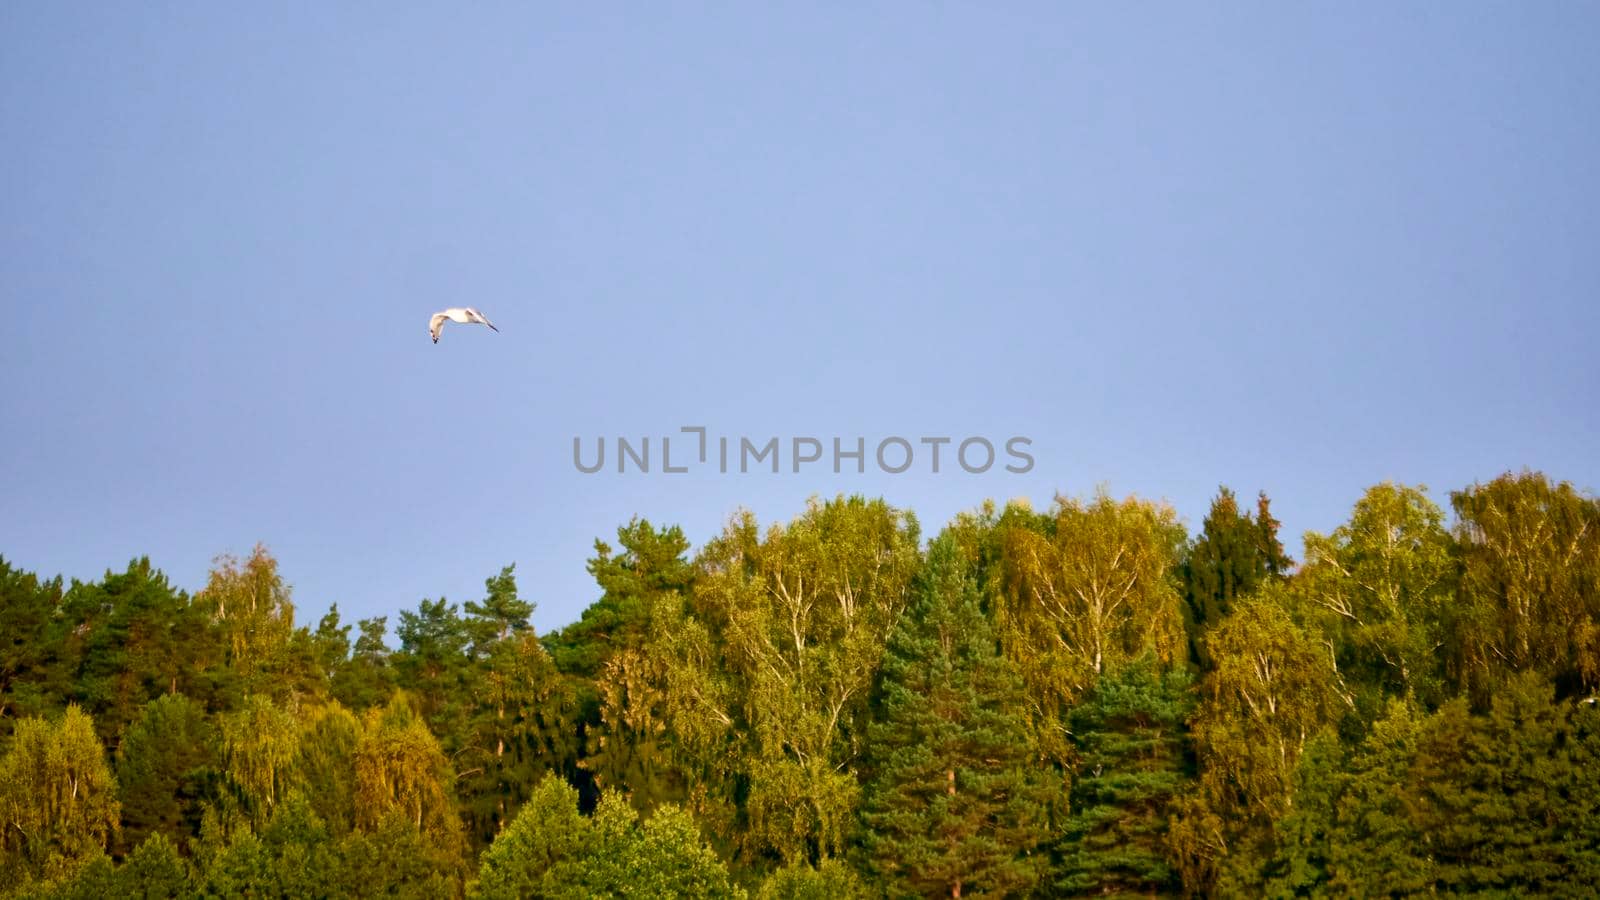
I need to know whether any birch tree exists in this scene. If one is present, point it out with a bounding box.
[995,490,1187,762]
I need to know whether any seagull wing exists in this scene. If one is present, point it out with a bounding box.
[429,312,449,343]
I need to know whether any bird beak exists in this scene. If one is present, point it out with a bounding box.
[488,323,499,332]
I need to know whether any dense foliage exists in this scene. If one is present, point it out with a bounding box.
[2,470,1598,897]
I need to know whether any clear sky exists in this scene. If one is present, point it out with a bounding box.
[3,4,1596,635]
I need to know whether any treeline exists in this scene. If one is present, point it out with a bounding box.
[2,470,1599,897]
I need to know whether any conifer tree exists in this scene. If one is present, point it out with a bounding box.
[116,693,219,853]
[333,616,394,710]
[1054,657,1194,896]
[463,564,534,652]
[1409,673,1600,894]
[564,520,697,812]
[1182,488,1290,669]
[546,519,695,680]
[858,538,1051,898]
[0,557,65,736]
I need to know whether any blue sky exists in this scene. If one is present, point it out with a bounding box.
[3,4,1596,635]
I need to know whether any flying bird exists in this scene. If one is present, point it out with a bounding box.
[429,307,499,343]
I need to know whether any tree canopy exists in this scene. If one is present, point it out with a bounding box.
[3,473,1598,897]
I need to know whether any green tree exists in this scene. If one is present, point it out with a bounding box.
[1407,673,1600,895]
[0,557,64,737]
[313,604,353,686]
[1299,482,1456,711]
[995,491,1187,763]
[1323,699,1432,896]
[858,538,1052,898]
[354,693,463,853]
[461,630,577,848]
[218,694,301,827]
[394,597,474,744]
[196,545,304,699]
[677,495,922,863]
[0,706,121,887]
[757,859,866,900]
[116,832,192,899]
[333,616,395,711]
[546,519,695,680]
[335,809,462,898]
[297,701,362,834]
[52,558,216,745]
[549,519,695,810]
[116,693,219,853]
[1182,488,1290,668]
[194,793,344,899]
[1169,587,1348,894]
[1054,657,1194,897]
[473,774,740,899]
[464,565,534,651]
[1451,471,1600,699]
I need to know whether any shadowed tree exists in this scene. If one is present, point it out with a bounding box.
[0,558,65,738]
[297,701,362,835]
[1182,488,1291,669]
[52,558,216,746]
[115,693,219,854]
[333,616,395,711]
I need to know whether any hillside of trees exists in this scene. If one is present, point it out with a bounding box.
[2,469,1599,898]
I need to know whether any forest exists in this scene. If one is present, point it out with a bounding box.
[2,469,1598,898]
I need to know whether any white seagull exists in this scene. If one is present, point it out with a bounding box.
[429,307,499,343]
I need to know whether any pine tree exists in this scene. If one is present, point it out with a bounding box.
[859,537,1052,898]
[463,564,534,652]
[545,519,695,680]
[1054,657,1194,896]
[333,616,394,710]
[115,693,219,853]
[394,596,475,746]
[561,520,697,812]
[0,557,65,737]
